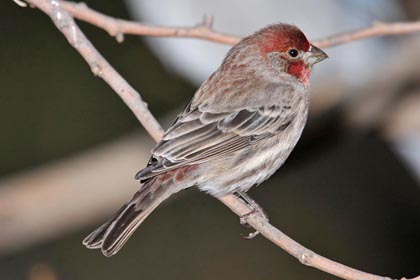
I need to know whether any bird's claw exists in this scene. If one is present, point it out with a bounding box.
[240,211,260,239]
[12,0,28,7]
[239,208,268,239]
[242,230,260,239]
[236,191,269,239]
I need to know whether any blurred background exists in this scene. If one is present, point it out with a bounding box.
[1,0,420,279]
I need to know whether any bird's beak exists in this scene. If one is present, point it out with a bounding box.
[305,44,328,66]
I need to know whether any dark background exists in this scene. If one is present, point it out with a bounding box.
[1,1,419,279]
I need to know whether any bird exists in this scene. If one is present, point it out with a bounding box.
[83,23,328,257]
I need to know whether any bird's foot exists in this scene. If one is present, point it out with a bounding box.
[236,191,269,239]
[239,211,260,239]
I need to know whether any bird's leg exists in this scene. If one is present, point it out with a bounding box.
[235,191,269,239]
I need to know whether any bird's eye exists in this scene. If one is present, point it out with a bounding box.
[288,49,299,58]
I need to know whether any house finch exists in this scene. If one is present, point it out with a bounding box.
[83,23,327,256]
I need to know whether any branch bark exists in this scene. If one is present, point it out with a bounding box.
[20,0,420,279]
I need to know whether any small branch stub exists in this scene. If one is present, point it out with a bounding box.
[115,32,124,43]
[299,251,312,265]
[91,64,102,77]
[201,14,214,29]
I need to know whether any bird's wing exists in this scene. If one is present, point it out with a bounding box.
[136,100,295,181]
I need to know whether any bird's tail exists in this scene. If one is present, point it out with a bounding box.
[83,172,185,257]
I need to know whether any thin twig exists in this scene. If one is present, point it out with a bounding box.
[20,0,420,279]
[33,0,420,48]
[314,21,420,48]
[60,1,241,44]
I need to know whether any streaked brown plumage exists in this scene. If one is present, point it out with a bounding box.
[83,23,328,256]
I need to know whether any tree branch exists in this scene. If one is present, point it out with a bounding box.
[314,20,420,48]
[218,195,419,280]
[26,0,164,142]
[32,0,420,48]
[20,0,420,279]
[60,1,241,45]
